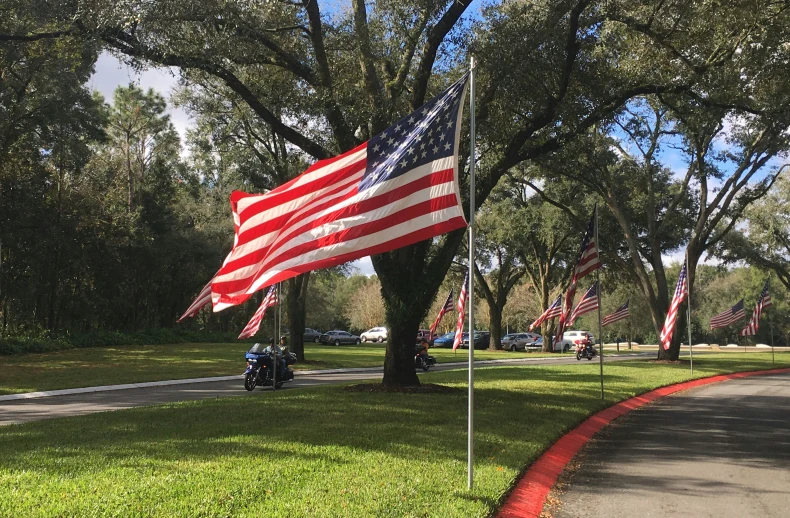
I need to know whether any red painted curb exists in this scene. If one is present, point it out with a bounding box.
[496,367,790,518]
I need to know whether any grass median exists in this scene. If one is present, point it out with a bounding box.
[0,341,584,395]
[1,354,787,517]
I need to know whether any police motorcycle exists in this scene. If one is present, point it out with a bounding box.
[244,341,296,390]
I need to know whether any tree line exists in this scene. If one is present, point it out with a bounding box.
[1,0,789,385]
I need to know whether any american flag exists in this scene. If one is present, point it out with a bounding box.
[710,300,745,329]
[429,289,455,337]
[660,261,688,351]
[529,295,562,331]
[209,75,469,311]
[238,286,279,339]
[554,208,602,346]
[602,300,629,327]
[452,271,469,351]
[740,281,772,336]
[568,282,599,326]
[177,280,212,322]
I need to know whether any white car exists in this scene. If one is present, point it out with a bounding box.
[361,327,388,343]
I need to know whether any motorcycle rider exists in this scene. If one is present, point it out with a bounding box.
[417,337,430,366]
[264,338,288,378]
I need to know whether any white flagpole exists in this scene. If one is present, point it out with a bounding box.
[686,251,693,375]
[272,286,278,391]
[467,55,477,491]
[769,278,774,366]
[278,282,282,342]
[595,206,604,399]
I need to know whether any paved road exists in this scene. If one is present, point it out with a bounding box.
[0,352,651,426]
[554,372,790,518]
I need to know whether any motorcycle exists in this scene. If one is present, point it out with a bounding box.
[244,343,296,391]
[575,338,597,361]
[414,345,437,371]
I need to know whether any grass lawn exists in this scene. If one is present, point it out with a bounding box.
[0,341,575,395]
[0,354,786,517]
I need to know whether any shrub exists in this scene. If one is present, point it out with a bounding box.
[0,329,256,355]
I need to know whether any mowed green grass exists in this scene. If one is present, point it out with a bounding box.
[0,354,786,517]
[0,341,569,395]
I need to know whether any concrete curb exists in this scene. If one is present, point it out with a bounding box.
[0,352,651,402]
[496,367,790,518]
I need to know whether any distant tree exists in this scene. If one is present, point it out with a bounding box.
[345,278,386,333]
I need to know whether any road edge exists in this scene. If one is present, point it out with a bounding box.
[496,367,790,518]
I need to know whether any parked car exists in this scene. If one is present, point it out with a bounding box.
[318,330,361,346]
[361,327,388,343]
[501,332,541,352]
[525,335,544,351]
[432,332,456,348]
[303,328,322,342]
[461,331,490,350]
[415,329,437,344]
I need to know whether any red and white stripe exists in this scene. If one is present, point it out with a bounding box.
[660,261,688,350]
[740,281,772,336]
[238,286,279,339]
[211,156,466,311]
[602,300,629,327]
[568,282,599,326]
[177,280,213,322]
[529,295,562,332]
[709,300,745,329]
[429,290,455,337]
[452,272,469,351]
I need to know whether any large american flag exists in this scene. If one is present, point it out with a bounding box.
[710,299,745,329]
[209,75,469,311]
[740,281,772,336]
[568,282,599,326]
[429,289,455,337]
[602,299,629,327]
[529,295,563,332]
[452,271,469,351]
[238,286,279,339]
[555,208,602,346]
[660,261,688,351]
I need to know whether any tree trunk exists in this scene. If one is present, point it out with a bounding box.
[286,272,310,361]
[374,243,437,387]
[381,303,421,387]
[488,302,503,350]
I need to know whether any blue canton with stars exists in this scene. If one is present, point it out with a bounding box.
[360,73,469,191]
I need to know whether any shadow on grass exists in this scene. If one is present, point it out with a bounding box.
[0,367,632,477]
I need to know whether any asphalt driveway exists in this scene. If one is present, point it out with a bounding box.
[553,372,790,518]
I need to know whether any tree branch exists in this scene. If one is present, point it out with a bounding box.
[410,0,472,108]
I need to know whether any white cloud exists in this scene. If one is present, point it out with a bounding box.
[87,52,195,145]
[350,257,377,276]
